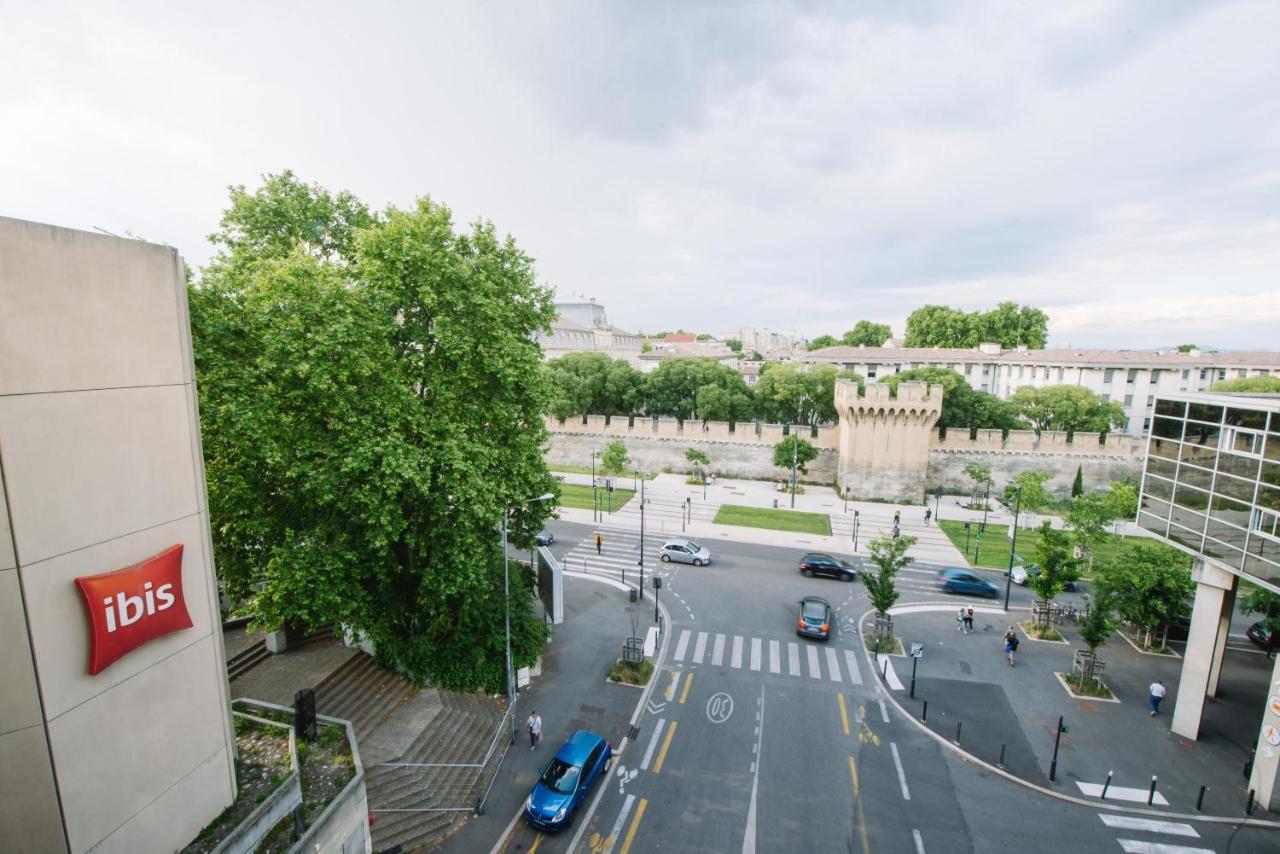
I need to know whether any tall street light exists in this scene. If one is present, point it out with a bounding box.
[503,491,554,744]
[591,450,600,523]
[790,395,811,510]
[1003,484,1022,612]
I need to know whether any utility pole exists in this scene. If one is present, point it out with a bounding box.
[790,431,799,509]
[1003,485,1022,612]
[638,476,646,599]
[591,450,599,523]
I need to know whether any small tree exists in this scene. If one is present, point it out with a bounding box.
[1240,583,1280,655]
[1071,465,1084,498]
[1093,542,1194,649]
[1065,491,1118,572]
[601,440,631,480]
[1106,481,1138,525]
[685,448,710,483]
[1029,523,1081,632]
[773,435,818,475]
[863,534,917,651]
[1074,592,1117,691]
[1003,470,1052,521]
[963,460,992,507]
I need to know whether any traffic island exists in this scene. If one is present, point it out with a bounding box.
[608,658,655,686]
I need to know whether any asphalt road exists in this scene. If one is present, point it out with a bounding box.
[498,519,1277,854]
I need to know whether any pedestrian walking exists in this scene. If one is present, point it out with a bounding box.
[1003,626,1019,666]
[957,607,967,633]
[595,533,603,555]
[924,508,932,525]
[964,607,975,634]
[894,510,901,527]
[1148,680,1166,717]
[527,711,542,750]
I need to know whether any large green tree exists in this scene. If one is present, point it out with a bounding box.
[191,172,555,692]
[841,321,892,347]
[544,352,645,418]
[1212,376,1280,393]
[878,368,1020,432]
[1009,385,1126,435]
[1092,542,1194,649]
[805,334,841,351]
[643,358,752,422]
[903,302,1048,349]
[755,363,863,427]
[773,435,819,474]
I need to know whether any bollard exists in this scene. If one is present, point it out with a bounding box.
[954,721,962,744]
[1196,785,1207,812]
[1247,789,1255,816]
[1147,775,1158,806]
[882,656,889,679]
[922,701,928,722]
[998,743,1006,769]
[1101,770,1113,800]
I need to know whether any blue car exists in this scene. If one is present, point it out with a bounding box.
[936,567,999,598]
[524,730,613,831]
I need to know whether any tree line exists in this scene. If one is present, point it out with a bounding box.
[805,302,1051,352]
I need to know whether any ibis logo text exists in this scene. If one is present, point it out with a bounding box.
[75,544,193,675]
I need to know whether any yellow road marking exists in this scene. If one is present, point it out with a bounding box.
[652,721,678,774]
[838,693,850,736]
[529,832,544,853]
[848,755,872,854]
[678,671,694,704]
[848,755,860,796]
[620,797,648,854]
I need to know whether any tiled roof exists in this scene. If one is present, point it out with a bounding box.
[805,345,1280,368]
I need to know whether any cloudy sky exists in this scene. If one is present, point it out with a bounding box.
[3,1,1278,348]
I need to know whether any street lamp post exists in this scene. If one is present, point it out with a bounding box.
[934,488,942,523]
[1003,485,1022,612]
[591,450,600,523]
[503,492,554,746]
[638,476,646,599]
[790,396,809,510]
[852,510,860,552]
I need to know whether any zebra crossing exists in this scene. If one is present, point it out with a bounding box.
[560,526,664,585]
[1097,814,1215,854]
[670,628,864,685]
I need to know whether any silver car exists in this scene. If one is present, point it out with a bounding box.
[658,539,712,566]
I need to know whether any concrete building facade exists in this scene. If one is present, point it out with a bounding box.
[0,218,236,852]
[1136,392,1280,809]
[805,344,1280,436]
[536,300,643,367]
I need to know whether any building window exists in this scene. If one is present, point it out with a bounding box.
[1218,369,1226,380]
[1124,394,1134,408]
[1102,393,1111,403]
[982,366,990,377]
[980,384,989,392]
[1237,369,1247,378]
[1056,367,1064,381]
[1252,507,1280,540]
[1127,369,1138,384]
[965,364,973,375]
[1147,396,1155,407]
[1222,427,1263,457]
[1143,418,1152,432]
[867,366,877,378]
[1200,369,1208,380]
[1104,369,1116,384]
[1182,369,1190,380]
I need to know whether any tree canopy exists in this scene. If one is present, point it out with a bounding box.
[842,321,892,347]
[643,358,753,423]
[544,352,646,420]
[806,334,841,351]
[864,534,916,618]
[878,368,1020,432]
[773,435,819,474]
[1009,385,1126,435]
[1211,376,1280,393]
[755,363,863,427]
[190,171,554,692]
[903,302,1049,349]
[1092,542,1193,649]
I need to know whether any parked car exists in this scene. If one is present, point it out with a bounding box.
[796,595,832,640]
[659,538,712,566]
[799,552,859,582]
[937,567,999,598]
[535,530,555,546]
[1008,563,1079,592]
[524,730,613,831]
[1246,620,1276,650]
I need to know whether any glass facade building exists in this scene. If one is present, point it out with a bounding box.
[1138,393,1280,592]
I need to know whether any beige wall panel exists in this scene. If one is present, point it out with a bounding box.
[0,385,199,565]
[0,217,185,396]
[50,635,232,853]
[90,746,233,854]
[0,568,45,734]
[0,724,67,853]
[21,513,214,719]
[0,477,14,572]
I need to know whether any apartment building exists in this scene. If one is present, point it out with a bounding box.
[536,300,644,367]
[804,344,1280,434]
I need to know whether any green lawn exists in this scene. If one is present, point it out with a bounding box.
[713,504,831,536]
[550,464,657,480]
[938,519,1183,572]
[557,482,636,511]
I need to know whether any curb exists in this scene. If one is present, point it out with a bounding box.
[858,605,1280,829]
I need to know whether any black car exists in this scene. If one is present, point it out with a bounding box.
[1247,621,1276,650]
[799,552,858,582]
[796,596,831,641]
[535,530,555,546]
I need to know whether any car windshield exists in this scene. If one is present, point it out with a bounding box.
[802,601,827,620]
[685,541,702,552]
[539,759,581,794]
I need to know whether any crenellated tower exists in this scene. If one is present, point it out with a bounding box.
[835,380,943,502]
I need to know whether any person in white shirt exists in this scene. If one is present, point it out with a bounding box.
[527,711,543,749]
[1149,681,1166,716]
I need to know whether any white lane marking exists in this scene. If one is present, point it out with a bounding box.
[843,649,863,686]
[806,644,821,679]
[1099,815,1199,837]
[750,637,762,671]
[604,793,637,854]
[640,719,667,771]
[890,742,911,801]
[712,633,726,667]
[741,687,765,854]
[674,630,691,663]
[878,696,889,723]
[825,647,842,682]
[1116,842,1214,854]
[665,669,681,702]
[693,631,708,664]
[788,643,801,676]
[1076,782,1169,806]
[732,635,744,669]
[768,640,780,674]
[912,828,925,854]
[878,654,904,690]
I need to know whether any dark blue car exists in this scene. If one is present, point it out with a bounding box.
[524,729,613,831]
[936,567,999,598]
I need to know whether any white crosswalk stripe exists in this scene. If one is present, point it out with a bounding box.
[788,642,801,676]
[1116,842,1214,854]
[661,628,871,687]
[751,638,762,671]
[768,640,780,674]
[806,644,821,679]
[693,631,708,664]
[731,635,743,669]
[825,647,841,682]
[844,649,863,685]
[1098,811,1214,854]
[674,629,690,663]
[712,633,726,666]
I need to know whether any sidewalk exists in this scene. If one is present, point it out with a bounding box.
[874,606,1275,819]
[440,577,653,852]
[552,471,968,566]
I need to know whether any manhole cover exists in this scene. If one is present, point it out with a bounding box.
[959,661,972,675]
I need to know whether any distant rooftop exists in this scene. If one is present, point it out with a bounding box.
[805,344,1280,367]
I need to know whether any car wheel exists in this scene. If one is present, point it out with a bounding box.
[802,569,813,577]
[842,573,853,582]
[661,554,671,562]
[693,558,703,567]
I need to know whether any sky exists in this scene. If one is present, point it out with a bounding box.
[2,0,1278,349]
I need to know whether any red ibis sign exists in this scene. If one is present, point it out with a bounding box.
[74,544,193,675]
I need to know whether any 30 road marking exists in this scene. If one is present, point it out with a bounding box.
[769,639,780,673]
[890,742,911,800]
[620,797,648,854]
[712,633,726,666]
[732,635,744,669]
[679,672,694,704]
[1099,815,1199,837]
[640,719,666,770]
[652,722,678,774]
[837,693,850,736]
[751,637,762,671]
[693,631,708,664]
[603,794,636,854]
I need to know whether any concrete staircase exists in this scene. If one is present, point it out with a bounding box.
[314,652,416,743]
[367,691,506,853]
[226,640,269,680]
